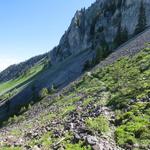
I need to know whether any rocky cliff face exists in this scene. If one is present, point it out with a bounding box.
[50,0,150,64]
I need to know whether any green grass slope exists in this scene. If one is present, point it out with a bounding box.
[0,59,47,101]
[0,46,150,150]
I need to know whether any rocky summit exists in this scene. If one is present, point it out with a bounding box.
[0,0,150,150]
[50,0,150,63]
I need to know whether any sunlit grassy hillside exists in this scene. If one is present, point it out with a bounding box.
[0,60,46,100]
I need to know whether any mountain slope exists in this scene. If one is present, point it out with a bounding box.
[0,1,150,149]
[0,54,47,83]
[0,43,150,150]
[0,27,150,122]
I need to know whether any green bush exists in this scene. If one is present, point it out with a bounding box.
[85,115,109,134]
[65,142,91,150]
[39,88,49,98]
[49,84,57,94]
[115,103,150,147]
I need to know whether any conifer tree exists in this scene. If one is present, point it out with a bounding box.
[114,11,128,48]
[83,60,91,71]
[114,24,128,47]
[95,37,110,64]
[121,27,128,43]
[114,21,122,47]
[134,1,147,34]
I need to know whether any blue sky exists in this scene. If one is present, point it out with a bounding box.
[0,0,95,71]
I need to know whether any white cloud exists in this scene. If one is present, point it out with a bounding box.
[0,57,21,72]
